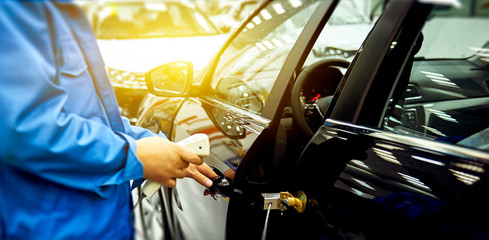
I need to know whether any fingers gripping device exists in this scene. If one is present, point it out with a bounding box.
[142,134,210,197]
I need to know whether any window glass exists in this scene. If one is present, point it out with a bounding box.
[296,0,380,128]
[209,1,321,115]
[305,0,380,64]
[434,0,489,17]
[382,2,489,152]
[235,1,259,20]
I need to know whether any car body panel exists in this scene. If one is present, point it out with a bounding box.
[295,119,489,239]
[318,119,489,200]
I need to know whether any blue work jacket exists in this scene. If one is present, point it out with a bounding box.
[0,2,157,239]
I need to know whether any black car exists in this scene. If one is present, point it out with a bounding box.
[134,0,489,239]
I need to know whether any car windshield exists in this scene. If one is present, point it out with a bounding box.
[415,1,489,59]
[93,1,219,39]
[209,1,321,114]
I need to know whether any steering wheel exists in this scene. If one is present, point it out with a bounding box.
[291,59,350,137]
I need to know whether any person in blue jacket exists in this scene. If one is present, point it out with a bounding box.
[0,1,216,239]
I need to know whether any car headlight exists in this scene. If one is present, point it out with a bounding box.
[106,67,147,90]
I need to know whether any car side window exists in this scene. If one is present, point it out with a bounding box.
[382,3,489,152]
[209,1,320,115]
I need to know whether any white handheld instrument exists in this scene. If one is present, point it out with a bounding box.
[142,134,210,197]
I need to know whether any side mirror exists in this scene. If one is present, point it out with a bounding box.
[145,61,193,97]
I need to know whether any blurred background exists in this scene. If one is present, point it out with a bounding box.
[77,0,478,125]
[75,0,261,124]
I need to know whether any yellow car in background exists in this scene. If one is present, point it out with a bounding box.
[83,0,228,123]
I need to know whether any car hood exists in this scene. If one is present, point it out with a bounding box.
[97,34,229,73]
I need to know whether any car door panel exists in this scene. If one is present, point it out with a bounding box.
[173,98,270,169]
[167,93,274,239]
[295,118,489,238]
[309,119,489,200]
[136,96,186,138]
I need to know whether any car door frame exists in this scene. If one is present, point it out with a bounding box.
[161,0,343,238]
[150,1,342,239]
[230,0,340,185]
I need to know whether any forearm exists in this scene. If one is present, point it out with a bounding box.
[0,2,143,197]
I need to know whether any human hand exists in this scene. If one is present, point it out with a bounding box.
[184,162,218,188]
[136,137,203,188]
[203,168,235,198]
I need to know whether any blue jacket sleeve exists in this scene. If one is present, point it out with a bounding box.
[121,117,168,190]
[0,2,149,198]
